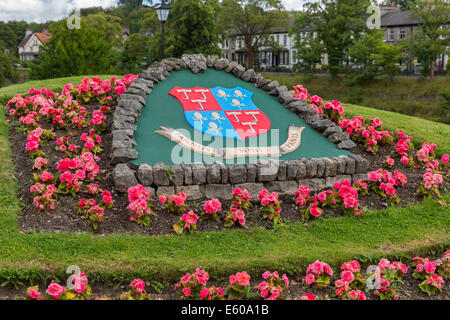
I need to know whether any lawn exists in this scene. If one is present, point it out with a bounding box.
[0,77,448,286]
[265,74,450,125]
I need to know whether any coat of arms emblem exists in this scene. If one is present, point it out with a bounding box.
[169,86,271,141]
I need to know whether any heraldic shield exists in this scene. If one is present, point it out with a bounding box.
[169,86,271,141]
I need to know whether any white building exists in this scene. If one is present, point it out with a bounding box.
[18,29,50,61]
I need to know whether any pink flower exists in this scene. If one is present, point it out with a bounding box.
[386,158,394,166]
[130,279,146,293]
[181,273,191,284]
[46,281,65,299]
[159,194,167,205]
[299,293,316,300]
[441,154,449,164]
[305,274,315,285]
[341,270,355,283]
[234,272,250,286]
[424,261,436,274]
[204,198,222,214]
[427,274,444,288]
[199,288,209,300]
[181,211,198,229]
[28,288,41,300]
[182,288,191,297]
[262,270,271,279]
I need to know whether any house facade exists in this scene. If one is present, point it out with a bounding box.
[219,5,448,73]
[18,29,50,61]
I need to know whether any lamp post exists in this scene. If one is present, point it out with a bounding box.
[142,1,171,59]
[155,0,171,59]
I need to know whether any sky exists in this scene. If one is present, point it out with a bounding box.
[0,0,382,23]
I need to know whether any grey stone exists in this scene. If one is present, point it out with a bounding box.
[115,107,140,122]
[119,94,146,106]
[112,139,133,151]
[350,155,370,173]
[182,164,193,185]
[323,158,338,177]
[322,126,342,137]
[214,58,229,70]
[134,78,154,89]
[219,163,228,184]
[206,164,221,184]
[228,164,247,184]
[298,178,326,193]
[207,55,218,68]
[262,80,279,92]
[338,139,357,151]
[224,61,238,72]
[256,160,278,182]
[325,175,352,188]
[278,91,294,105]
[232,64,246,78]
[156,186,175,198]
[256,78,271,88]
[204,184,233,200]
[181,53,207,74]
[264,181,298,195]
[175,185,205,200]
[130,82,152,95]
[234,183,264,199]
[145,187,156,197]
[311,119,332,132]
[113,114,135,125]
[111,148,138,164]
[241,69,256,82]
[113,164,138,193]
[153,162,170,186]
[137,164,153,186]
[171,165,184,186]
[296,160,307,180]
[345,156,356,175]
[125,88,147,99]
[333,156,348,175]
[117,99,143,114]
[112,130,134,141]
[305,159,318,178]
[140,70,160,82]
[312,158,326,177]
[192,163,207,185]
[246,164,257,183]
[285,160,298,180]
[328,132,348,144]
[277,162,287,181]
[112,121,136,131]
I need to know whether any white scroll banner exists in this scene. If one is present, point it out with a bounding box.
[155,125,305,159]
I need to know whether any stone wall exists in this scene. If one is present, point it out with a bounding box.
[112,54,369,200]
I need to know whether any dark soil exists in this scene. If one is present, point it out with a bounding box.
[7,99,449,236]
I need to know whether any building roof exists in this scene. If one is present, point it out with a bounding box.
[380,11,421,27]
[18,32,50,48]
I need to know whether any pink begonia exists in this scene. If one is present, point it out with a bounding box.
[204,198,222,214]
[182,288,191,297]
[28,288,41,300]
[426,274,444,288]
[130,279,146,293]
[46,281,65,299]
[305,273,315,285]
[182,211,198,229]
[441,154,449,164]
[159,194,167,205]
[299,293,316,300]
[347,290,366,300]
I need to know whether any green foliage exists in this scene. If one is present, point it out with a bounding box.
[30,18,120,79]
[408,0,450,78]
[345,29,404,85]
[0,43,18,86]
[0,22,17,53]
[292,35,324,74]
[118,33,153,74]
[295,0,371,77]
[219,0,288,68]
[166,0,221,58]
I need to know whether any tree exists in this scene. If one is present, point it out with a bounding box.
[0,42,17,86]
[165,0,221,58]
[346,29,404,84]
[119,33,153,74]
[0,22,17,53]
[385,0,417,10]
[219,0,288,68]
[292,35,324,74]
[31,18,119,79]
[294,0,372,77]
[407,0,450,78]
[84,13,124,48]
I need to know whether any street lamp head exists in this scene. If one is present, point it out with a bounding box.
[155,1,171,23]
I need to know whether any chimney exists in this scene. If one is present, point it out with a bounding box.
[25,29,33,37]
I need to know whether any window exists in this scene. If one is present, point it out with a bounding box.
[388,28,395,41]
[276,34,279,44]
[399,28,405,40]
[283,34,287,46]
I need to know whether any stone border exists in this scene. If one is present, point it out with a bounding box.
[111,54,368,199]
